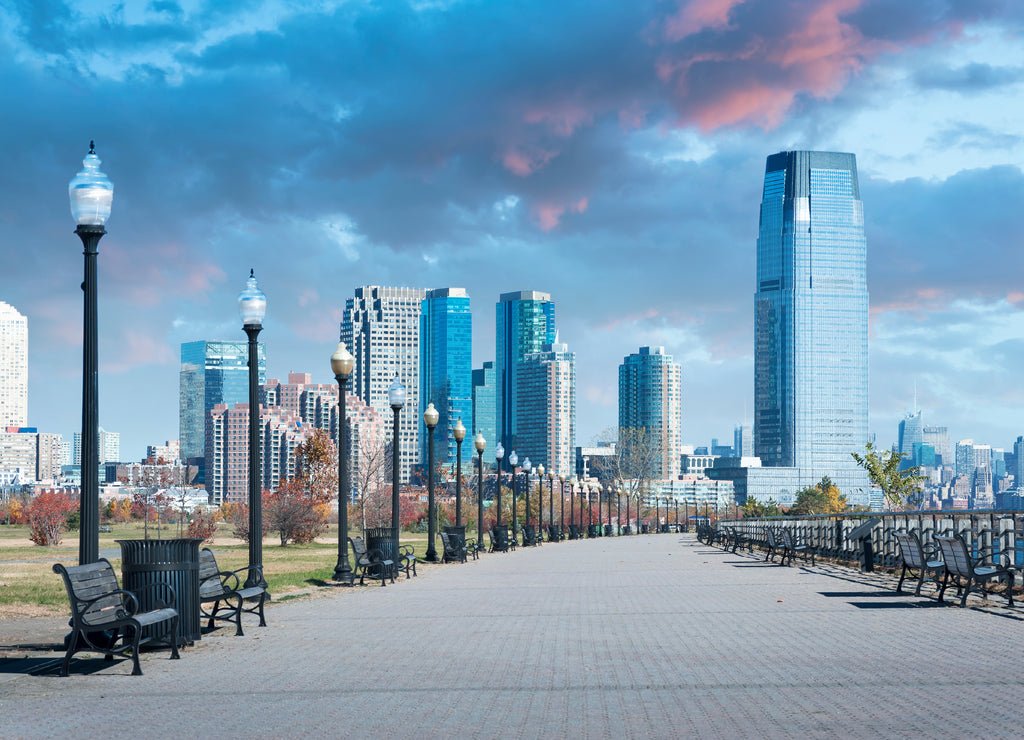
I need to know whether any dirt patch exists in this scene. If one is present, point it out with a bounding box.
[0,603,66,619]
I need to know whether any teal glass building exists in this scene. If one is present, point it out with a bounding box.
[419,288,472,470]
[496,291,556,454]
[753,151,869,498]
[472,361,496,464]
[179,340,266,471]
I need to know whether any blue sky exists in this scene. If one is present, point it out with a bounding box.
[2,0,1023,461]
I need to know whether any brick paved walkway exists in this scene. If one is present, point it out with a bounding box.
[2,533,1022,738]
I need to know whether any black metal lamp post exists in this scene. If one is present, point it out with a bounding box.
[475,433,486,544]
[568,478,575,536]
[547,468,554,538]
[331,341,355,584]
[494,443,504,526]
[238,270,267,587]
[389,375,406,564]
[424,402,439,562]
[69,142,113,566]
[586,483,592,533]
[558,474,566,535]
[626,489,632,534]
[616,486,621,534]
[536,463,544,542]
[453,419,466,527]
[523,457,532,531]
[509,450,519,542]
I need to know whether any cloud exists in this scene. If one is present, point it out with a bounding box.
[914,63,1024,92]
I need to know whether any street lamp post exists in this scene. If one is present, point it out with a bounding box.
[509,450,519,543]
[495,443,504,526]
[626,490,632,534]
[536,463,545,544]
[454,419,466,527]
[547,468,555,540]
[389,376,405,568]
[523,458,532,540]
[424,402,439,562]
[586,483,592,534]
[475,433,486,546]
[69,142,112,566]
[568,478,575,537]
[238,270,267,588]
[558,474,566,535]
[616,487,621,535]
[331,341,355,584]
[606,485,612,535]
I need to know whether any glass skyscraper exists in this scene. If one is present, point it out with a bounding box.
[753,150,869,499]
[496,290,556,454]
[516,342,575,478]
[419,288,472,470]
[618,346,682,480]
[179,340,266,469]
[472,361,497,464]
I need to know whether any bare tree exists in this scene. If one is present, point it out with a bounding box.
[352,437,390,530]
[590,426,665,528]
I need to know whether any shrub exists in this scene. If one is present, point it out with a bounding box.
[27,491,78,546]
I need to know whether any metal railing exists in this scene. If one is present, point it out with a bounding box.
[721,510,1024,569]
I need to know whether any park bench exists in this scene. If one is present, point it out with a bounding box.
[764,527,783,563]
[398,544,418,578]
[779,529,814,567]
[349,536,395,587]
[53,558,181,676]
[547,524,562,542]
[893,531,945,597]
[440,531,469,563]
[198,548,267,637]
[936,534,1015,608]
[567,524,581,540]
[488,526,510,552]
[723,526,751,554]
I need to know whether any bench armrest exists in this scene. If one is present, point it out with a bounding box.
[77,589,140,625]
[202,568,241,593]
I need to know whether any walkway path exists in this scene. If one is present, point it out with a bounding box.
[2,534,1022,738]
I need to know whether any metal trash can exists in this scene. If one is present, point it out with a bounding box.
[117,538,202,645]
[604,524,614,536]
[365,526,397,577]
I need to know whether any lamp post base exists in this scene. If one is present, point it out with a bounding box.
[331,564,356,586]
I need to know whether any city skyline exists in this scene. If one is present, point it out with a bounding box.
[2,2,1023,461]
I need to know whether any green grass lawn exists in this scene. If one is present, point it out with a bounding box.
[0,523,433,616]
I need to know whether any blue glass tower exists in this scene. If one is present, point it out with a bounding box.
[753,151,869,496]
[472,361,497,463]
[496,290,556,453]
[419,288,472,469]
[179,340,266,474]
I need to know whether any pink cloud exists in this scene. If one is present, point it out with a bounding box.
[531,196,589,231]
[524,104,594,137]
[502,147,558,176]
[664,0,746,41]
[101,330,175,374]
[658,0,901,132]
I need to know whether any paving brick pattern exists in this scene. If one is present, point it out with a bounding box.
[2,534,1023,738]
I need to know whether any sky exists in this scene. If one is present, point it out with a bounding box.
[2,0,1023,463]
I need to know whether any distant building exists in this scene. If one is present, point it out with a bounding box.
[74,428,120,465]
[618,346,683,480]
[898,409,923,459]
[516,342,575,478]
[576,442,616,481]
[922,426,951,467]
[0,428,63,482]
[495,290,556,456]
[342,286,427,484]
[419,288,473,471]
[146,441,180,464]
[180,340,267,482]
[0,301,28,428]
[471,362,497,464]
[733,424,753,458]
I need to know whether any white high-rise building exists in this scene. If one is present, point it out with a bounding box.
[0,302,28,428]
[341,286,427,484]
[73,428,120,465]
[618,346,683,480]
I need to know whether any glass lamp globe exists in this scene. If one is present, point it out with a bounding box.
[330,341,354,379]
[474,432,486,454]
[495,442,504,461]
[523,457,531,472]
[423,402,439,428]
[238,270,267,327]
[508,450,518,467]
[69,142,113,227]
[453,418,466,443]
[388,375,406,409]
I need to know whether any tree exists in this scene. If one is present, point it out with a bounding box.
[27,491,78,546]
[743,498,782,518]
[590,427,665,527]
[789,476,848,515]
[186,505,219,543]
[851,442,926,509]
[264,430,335,545]
[352,437,390,530]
